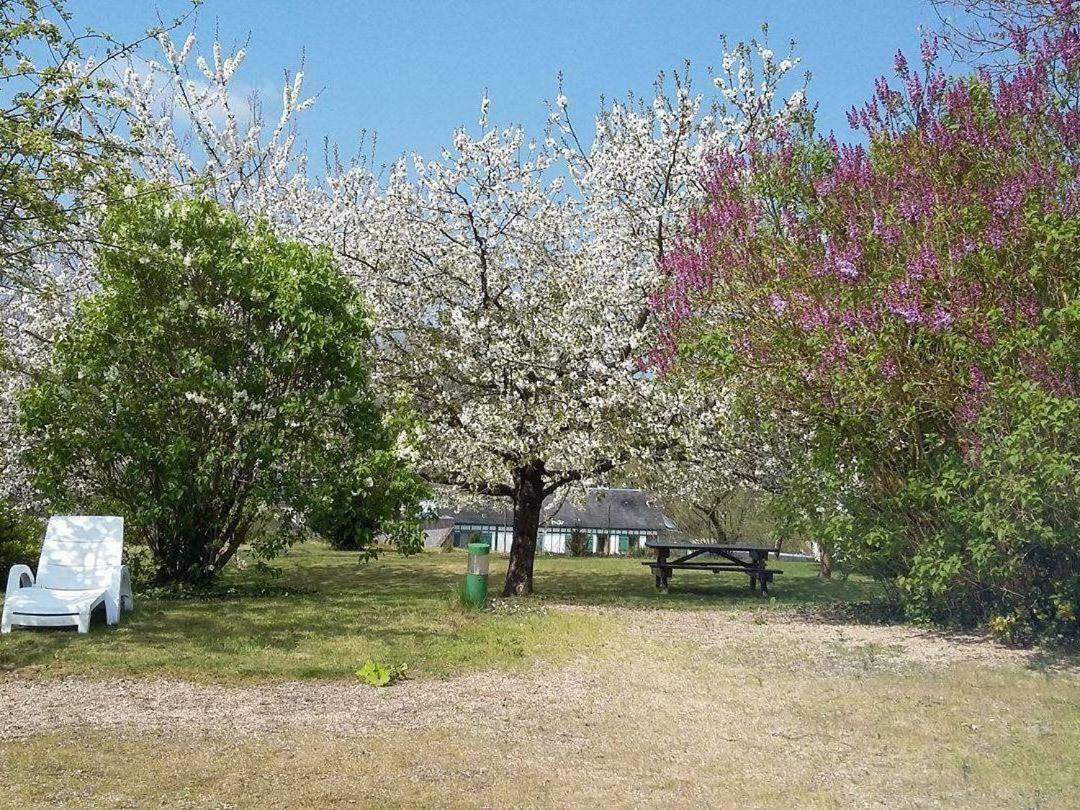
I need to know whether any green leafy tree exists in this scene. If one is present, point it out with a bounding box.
[308,402,429,554]
[21,187,420,584]
[0,496,38,577]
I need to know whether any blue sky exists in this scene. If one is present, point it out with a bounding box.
[76,1,939,166]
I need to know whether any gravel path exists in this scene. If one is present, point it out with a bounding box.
[616,605,1074,670]
[0,666,597,741]
[2,606,1074,742]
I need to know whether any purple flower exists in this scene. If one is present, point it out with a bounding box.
[874,76,892,103]
[835,257,859,281]
[972,321,994,348]
[927,69,947,102]
[920,36,939,66]
[767,293,788,314]
[928,303,953,332]
[885,280,923,325]
[958,363,988,423]
[906,72,924,106]
[893,51,909,76]
[892,301,923,325]
[881,356,899,379]
[1019,296,1041,326]
[907,245,939,280]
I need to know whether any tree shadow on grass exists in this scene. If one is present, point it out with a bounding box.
[16,547,1003,680]
[523,556,883,610]
[0,556,579,679]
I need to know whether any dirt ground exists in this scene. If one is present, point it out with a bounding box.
[2,606,1078,808]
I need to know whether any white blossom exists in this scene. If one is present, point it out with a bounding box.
[2,27,810,529]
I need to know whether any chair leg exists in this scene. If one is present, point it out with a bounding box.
[120,569,134,612]
[77,609,91,634]
[104,595,120,626]
[1,606,10,634]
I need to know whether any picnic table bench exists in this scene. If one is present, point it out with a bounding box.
[643,540,782,595]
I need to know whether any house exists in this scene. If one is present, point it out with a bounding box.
[425,487,678,555]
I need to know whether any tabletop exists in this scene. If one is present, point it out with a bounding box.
[644,540,776,554]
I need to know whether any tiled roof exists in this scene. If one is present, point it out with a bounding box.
[432,487,677,532]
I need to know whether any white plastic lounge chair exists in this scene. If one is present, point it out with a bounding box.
[2,515,132,634]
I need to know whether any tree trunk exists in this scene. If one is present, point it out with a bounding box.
[502,461,545,597]
[819,544,834,580]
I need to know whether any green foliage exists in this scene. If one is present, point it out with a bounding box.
[896,372,1080,642]
[308,402,429,556]
[566,531,590,557]
[663,488,779,546]
[355,659,408,687]
[0,498,39,577]
[20,187,415,585]
[2,0,100,284]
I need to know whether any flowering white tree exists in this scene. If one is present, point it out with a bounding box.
[324,115,684,594]
[117,32,316,218]
[316,30,811,595]
[553,30,808,270]
[7,26,810,595]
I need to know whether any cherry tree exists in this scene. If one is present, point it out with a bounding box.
[11,27,809,596]
[317,32,810,595]
[324,115,692,595]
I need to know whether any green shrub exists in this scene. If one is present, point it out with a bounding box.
[0,501,40,579]
[20,187,412,585]
[308,405,429,556]
[896,375,1079,641]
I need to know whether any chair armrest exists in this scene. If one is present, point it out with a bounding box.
[5,564,34,598]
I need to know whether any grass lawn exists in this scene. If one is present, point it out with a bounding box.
[3,544,1077,807]
[0,543,880,682]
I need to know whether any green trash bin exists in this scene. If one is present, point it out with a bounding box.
[464,542,491,608]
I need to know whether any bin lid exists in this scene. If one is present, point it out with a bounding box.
[466,542,491,555]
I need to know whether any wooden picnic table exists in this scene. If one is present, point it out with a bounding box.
[643,540,782,595]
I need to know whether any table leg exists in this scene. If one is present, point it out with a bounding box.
[755,551,768,596]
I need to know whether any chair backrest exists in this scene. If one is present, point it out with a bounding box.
[36,516,124,591]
